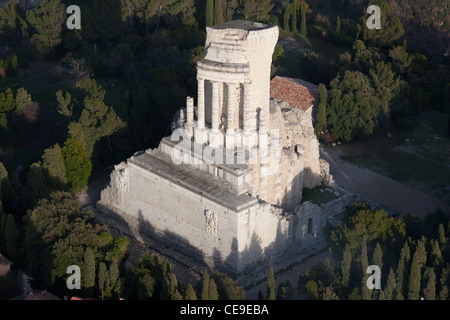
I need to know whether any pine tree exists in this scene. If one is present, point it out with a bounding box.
[384,268,397,300]
[267,266,276,300]
[336,16,340,35]
[83,248,96,297]
[5,214,18,259]
[341,244,352,288]
[201,269,210,300]
[214,0,223,25]
[185,283,197,300]
[26,0,66,54]
[206,0,214,27]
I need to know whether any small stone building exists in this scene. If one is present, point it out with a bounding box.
[98,21,358,285]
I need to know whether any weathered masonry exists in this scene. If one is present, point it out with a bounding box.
[97,21,358,285]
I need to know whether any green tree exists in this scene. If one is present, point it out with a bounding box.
[109,261,121,297]
[384,268,397,300]
[61,138,92,192]
[208,278,219,300]
[239,0,273,22]
[214,0,224,25]
[283,0,290,31]
[291,1,297,33]
[300,0,307,36]
[83,248,96,296]
[129,85,151,148]
[26,0,66,54]
[201,269,210,300]
[0,161,8,199]
[315,83,328,135]
[336,16,341,35]
[327,71,382,142]
[408,239,427,300]
[366,1,404,46]
[341,244,352,288]
[422,267,436,300]
[98,262,107,299]
[206,0,214,27]
[360,237,371,300]
[389,45,412,74]
[214,271,245,300]
[15,88,32,113]
[41,143,67,190]
[68,78,125,160]
[0,88,16,116]
[396,242,410,298]
[185,283,197,300]
[56,90,73,118]
[5,214,18,259]
[438,224,446,245]
[372,242,383,273]
[276,280,293,300]
[0,0,28,45]
[26,162,50,206]
[267,266,276,300]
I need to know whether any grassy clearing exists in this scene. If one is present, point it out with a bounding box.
[340,112,450,204]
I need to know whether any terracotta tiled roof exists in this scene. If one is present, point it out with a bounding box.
[270,76,319,112]
[0,254,12,266]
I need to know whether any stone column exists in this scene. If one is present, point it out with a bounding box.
[196,78,205,144]
[226,83,235,150]
[186,96,194,138]
[211,81,220,131]
[243,83,251,134]
[210,81,220,147]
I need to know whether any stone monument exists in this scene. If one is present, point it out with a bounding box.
[97,20,359,285]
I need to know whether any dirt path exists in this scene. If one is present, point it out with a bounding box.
[321,146,450,218]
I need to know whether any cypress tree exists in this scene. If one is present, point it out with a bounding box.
[372,242,383,273]
[257,288,264,300]
[83,248,96,297]
[41,143,67,190]
[336,16,340,35]
[291,1,297,33]
[0,162,8,199]
[384,268,397,300]
[5,214,18,259]
[396,242,410,297]
[300,0,307,36]
[109,261,120,297]
[341,244,352,288]
[438,266,449,300]
[267,266,276,300]
[283,0,290,31]
[214,0,223,25]
[408,239,427,300]
[208,278,219,300]
[206,0,214,27]
[360,237,371,300]
[201,269,210,300]
[98,262,107,299]
[438,224,446,245]
[61,137,92,192]
[422,267,436,300]
[315,83,327,135]
[185,283,197,300]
